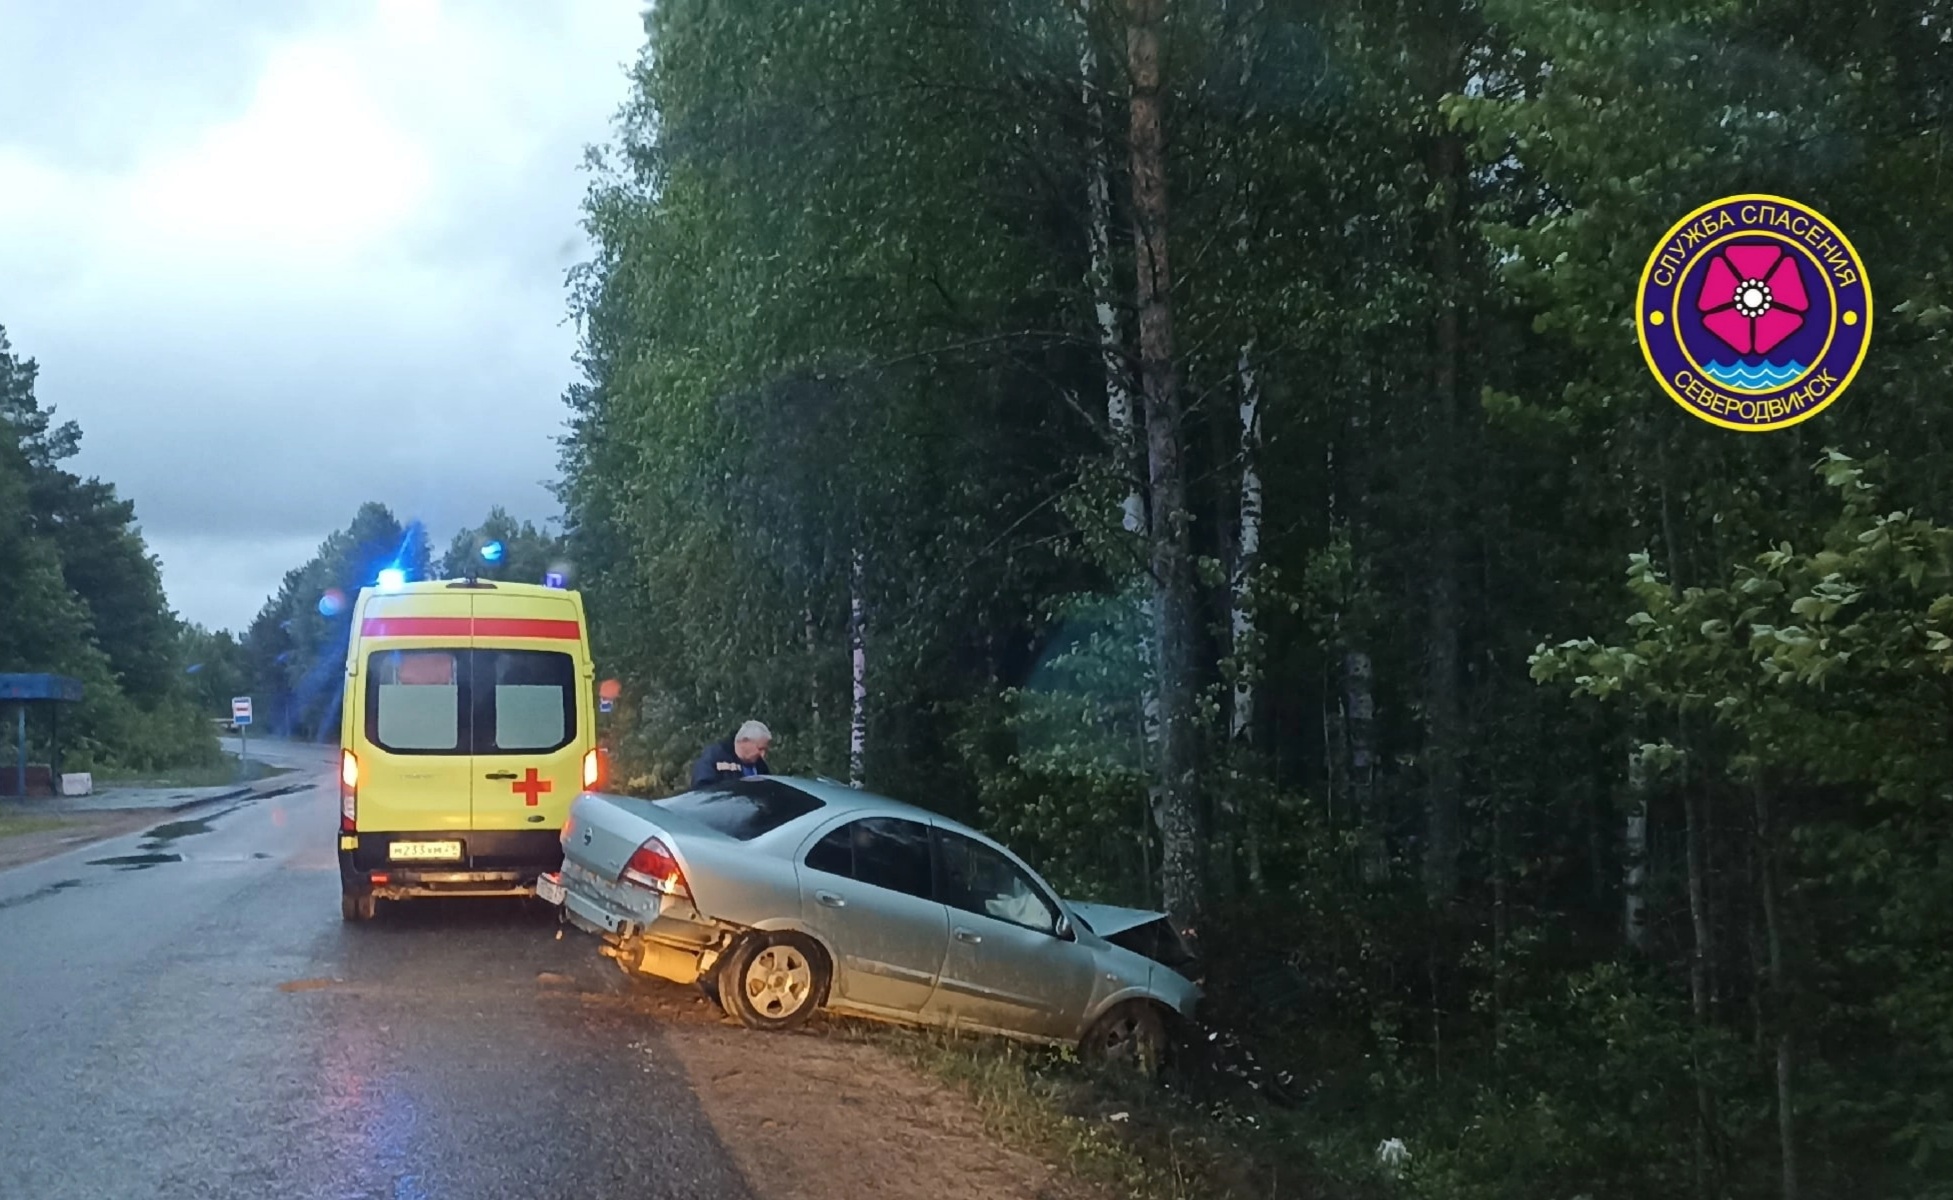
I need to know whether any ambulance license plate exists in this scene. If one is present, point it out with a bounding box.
[535,872,566,905]
[388,840,462,862]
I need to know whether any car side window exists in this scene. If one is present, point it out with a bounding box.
[932,829,1058,935]
[804,824,852,877]
[806,817,933,900]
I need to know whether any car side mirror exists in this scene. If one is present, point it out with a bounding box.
[1054,914,1074,941]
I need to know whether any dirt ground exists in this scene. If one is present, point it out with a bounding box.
[575,972,1106,1200]
[0,810,164,872]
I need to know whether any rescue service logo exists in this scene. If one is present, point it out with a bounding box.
[1637,194,1872,432]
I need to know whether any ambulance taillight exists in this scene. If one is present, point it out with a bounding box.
[340,750,359,832]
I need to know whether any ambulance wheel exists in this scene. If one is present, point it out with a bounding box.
[341,892,376,922]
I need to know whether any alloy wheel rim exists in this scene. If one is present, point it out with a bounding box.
[744,944,812,1018]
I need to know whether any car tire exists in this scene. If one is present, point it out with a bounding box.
[716,932,827,1031]
[341,892,376,922]
[1081,1001,1167,1077]
[696,973,725,1012]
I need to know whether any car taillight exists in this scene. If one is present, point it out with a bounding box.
[582,748,601,790]
[620,836,690,897]
[340,750,358,832]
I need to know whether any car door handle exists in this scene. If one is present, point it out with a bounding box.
[484,771,518,781]
[953,928,982,944]
[815,891,846,908]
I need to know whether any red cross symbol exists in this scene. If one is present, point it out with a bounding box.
[512,767,552,807]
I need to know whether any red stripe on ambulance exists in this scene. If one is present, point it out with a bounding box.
[359,617,580,640]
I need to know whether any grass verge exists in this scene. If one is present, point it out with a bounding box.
[884,1031,1171,1197]
[0,813,75,840]
[92,758,294,789]
[858,1023,1372,1200]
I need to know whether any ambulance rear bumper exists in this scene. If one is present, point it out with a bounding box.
[338,830,563,898]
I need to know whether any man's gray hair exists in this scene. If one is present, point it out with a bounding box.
[735,720,772,745]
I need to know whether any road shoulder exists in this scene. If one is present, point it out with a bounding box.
[0,810,168,873]
[594,979,1109,1200]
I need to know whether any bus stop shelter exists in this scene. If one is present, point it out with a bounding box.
[0,674,83,798]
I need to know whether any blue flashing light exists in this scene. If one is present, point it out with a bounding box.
[377,568,408,593]
[543,571,566,589]
[480,540,505,564]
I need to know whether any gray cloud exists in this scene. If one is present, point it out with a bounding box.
[0,0,644,631]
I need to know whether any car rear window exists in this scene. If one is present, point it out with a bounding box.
[655,780,823,841]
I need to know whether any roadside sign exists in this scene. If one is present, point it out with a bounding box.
[231,696,253,726]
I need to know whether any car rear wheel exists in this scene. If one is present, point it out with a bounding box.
[717,932,827,1031]
[696,973,725,1012]
[1082,1001,1167,1076]
[341,892,376,922]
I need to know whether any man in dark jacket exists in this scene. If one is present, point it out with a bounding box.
[690,720,772,786]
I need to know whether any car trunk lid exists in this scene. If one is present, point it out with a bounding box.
[562,793,739,881]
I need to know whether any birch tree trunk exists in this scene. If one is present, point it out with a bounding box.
[1079,1,1162,862]
[804,604,820,732]
[1755,783,1800,1200]
[1684,763,1717,1200]
[848,547,866,789]
[1079,3,1145,538]
[1346,649,1383,882]
[1126,0,1204,935]
[1654,447,1718,1199]
[1230,339,1262,746]
[1625,741,1650,950]
[1228,340,1264,888]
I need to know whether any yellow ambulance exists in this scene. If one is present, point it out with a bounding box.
[336,576,599,921]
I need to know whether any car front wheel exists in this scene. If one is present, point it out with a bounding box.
[717,932,827,1031]
[1082,1001,1167,1076]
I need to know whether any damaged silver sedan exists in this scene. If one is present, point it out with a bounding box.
[537,775,1200,1068]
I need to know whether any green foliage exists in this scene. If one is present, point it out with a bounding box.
[180,625,249,719]
[0,326,215,773]
[438,507,565,585]
[1533,454,1953,1194]
[243,503,431,740]
[556,0,1953,1195]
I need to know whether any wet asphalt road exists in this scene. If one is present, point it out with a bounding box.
[0,739,753,1200]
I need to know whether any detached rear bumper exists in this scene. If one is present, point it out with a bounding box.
[339,830,563,899]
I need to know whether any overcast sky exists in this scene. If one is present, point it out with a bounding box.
[0,0,646,632]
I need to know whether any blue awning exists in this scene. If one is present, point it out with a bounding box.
[0,675,84,703]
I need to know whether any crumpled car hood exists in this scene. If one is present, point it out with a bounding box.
[1065,900,1166,939]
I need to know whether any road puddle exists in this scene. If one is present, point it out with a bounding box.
[0,878,84,911]
[84,799,270,871]
[86,852,183,870]
[143,815,222,843]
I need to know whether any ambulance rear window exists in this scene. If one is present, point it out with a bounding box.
[370,650,463,753]
[364,649,578,755]
[474,650,576,754]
